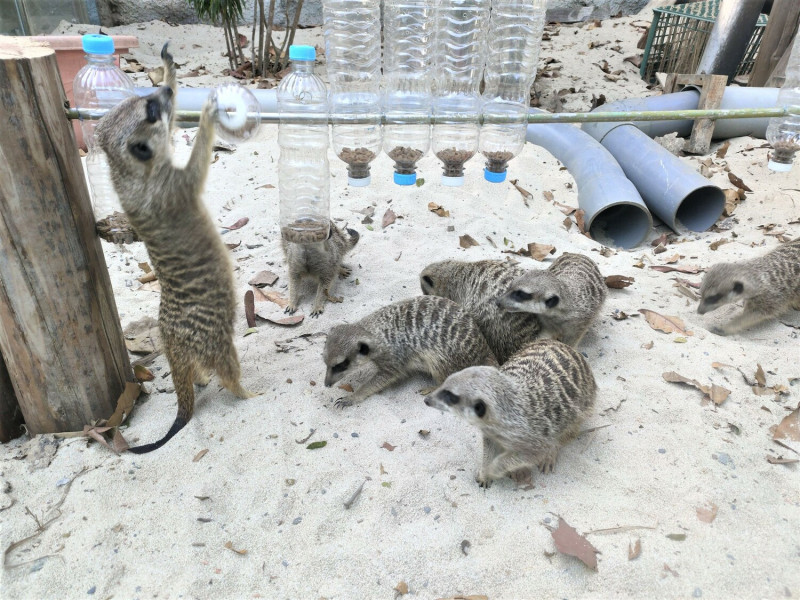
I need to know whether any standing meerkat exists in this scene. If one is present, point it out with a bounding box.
[97,44,254,453]
[425,339,596,488]
[497,252,607,347]
[323,296,497,407]
[282,223,359,317]
[698,238,800,335]
[420,260,542,363]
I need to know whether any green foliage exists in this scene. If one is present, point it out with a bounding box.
[187,0,245,23]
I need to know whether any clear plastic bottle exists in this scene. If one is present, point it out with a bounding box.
[432,0,490,186]
[766,31,800,172]
[479,0,546,183]
[278,45,331,243]
[72,34,136,220]
[382,0,436,185]
[323,0,382,187]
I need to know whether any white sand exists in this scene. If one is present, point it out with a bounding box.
[2,9,799,600]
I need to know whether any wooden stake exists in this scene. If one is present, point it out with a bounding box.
[0,38,132,435]
[0,353,23,442]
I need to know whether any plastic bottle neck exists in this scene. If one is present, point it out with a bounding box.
[84,53,116,65]
[291,60,316,74]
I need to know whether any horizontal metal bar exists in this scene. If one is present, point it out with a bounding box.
[64,105,799,125]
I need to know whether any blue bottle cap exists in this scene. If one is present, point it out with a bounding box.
[289,45,316,61]
[484,168,507,183]
[82,34,115,54]
[394,172,417,186]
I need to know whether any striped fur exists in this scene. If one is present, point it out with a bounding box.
[698,237,800,335]
[420,259,542,363]
[498,252,606,347]
[323,296,497,407]
[97,44,252,453]
[425,339,596,487]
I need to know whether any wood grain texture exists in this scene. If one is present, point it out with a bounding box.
[749,0,800,87]
[0,38,132,434]
[0,353,24,442]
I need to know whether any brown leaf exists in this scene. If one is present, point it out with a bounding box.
[133,364,155,382]
[650,233,669,247]
[605,275,634,289]
[554,201,575,215]
[696,503,718,523]
[623,55,642,68]
[382,209,397,228]
[628,538,641,560]
[510,179,533,206]
[257,311,304,326]
[459,234,480,249]
[427,202,450,217]
[664,253,680,264]
[548,516,599,570]
[123,318,161,354]
[563,216,573,230]
[711,362,735,369]
[774,405,800,442]
[435,596,488,600]
[529,243,556,261]
[767,455,799,465]
[138,262,152,274]
[85,425,116,452]
[755,364,767,387]
[543,191,555,203]
[395,582,409,595]
[106,382,141,428]
[709,238,729,251]
[338,383,354,393]
[221,217,249,230]
[248,270,278,287]
[193,449,209,462]
[715,141,730,159]
[225,241,241,250]
[649,265,703,274]
[642,341,654,350]
[382,442,396,452]
[137,271,157,284]
[662,372,729,405]
[710,384,731,405]
[244,290,256,328]
[639,310,693,335]
[728,172,752,192]
[253,288,289,308]
[722,189,743,217]
[112,429,129,453]
[224,541,247,555]
[575,209,587,233]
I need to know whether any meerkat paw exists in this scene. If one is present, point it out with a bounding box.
[284,304,298,315]
[511,468,533,486]
[334,398,353,409]
[339,265,352,278]
[537,448,559,474]
[194,370,211,387]
[709,325,728,336]
[310,305,325,318]
[476,473,493,489]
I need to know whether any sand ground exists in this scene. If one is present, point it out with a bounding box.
[1,6,799,599]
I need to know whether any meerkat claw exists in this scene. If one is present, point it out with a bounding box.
[334,398,353,409]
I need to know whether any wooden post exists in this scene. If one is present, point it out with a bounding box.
[0,352,24,442]
[0,38,132,435]
[749,0,800,87]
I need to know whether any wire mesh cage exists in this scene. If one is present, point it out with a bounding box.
[640,0,768,83]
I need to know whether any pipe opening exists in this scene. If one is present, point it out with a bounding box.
[587,203,653,249]
[674,186,726,232]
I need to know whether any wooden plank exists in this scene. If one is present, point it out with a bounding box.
[749,0,800,87]
[684,74,727,155]
[0,37,132,435]
[0,353,24,443]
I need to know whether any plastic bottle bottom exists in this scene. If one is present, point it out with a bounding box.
[767,159,793,172]
[393,172,417,186]
[441,175,465,187]
[484,168,507,183]
[348,175,371,187]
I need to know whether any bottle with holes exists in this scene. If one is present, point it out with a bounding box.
[73,34,136,221]
[432,0,490,186]
[277,45,331,243]
[479,0,546,183]
[323,0,382,186]
[382,0,436,185]
[766,30,800,172]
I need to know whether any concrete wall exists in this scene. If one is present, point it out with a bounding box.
[97,0,651,27]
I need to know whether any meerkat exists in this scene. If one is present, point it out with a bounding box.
[282,223,359,317]
[420,260,542,363]
[425,339,596,488]
[96,44,254,453]
[323,296,497,407]
[497,252,607,347]
[698,238,800,335]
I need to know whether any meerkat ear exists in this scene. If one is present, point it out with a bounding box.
[545,295,560,308]
[421,275,434,291]
[358,342,370,356]
[145,98,161,123]
[473,400,487,418]
[732,281,744,294]
[438,389,460,405]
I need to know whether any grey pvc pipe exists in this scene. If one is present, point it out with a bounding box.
[582,87,779,233]
[526,113,652,249]
[696,0,766,79]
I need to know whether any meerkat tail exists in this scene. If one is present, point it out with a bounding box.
[126,415,189,454]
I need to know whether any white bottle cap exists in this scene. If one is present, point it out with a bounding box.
[348,175,371,187]
[441,175,465,187]
[768,159,793,172]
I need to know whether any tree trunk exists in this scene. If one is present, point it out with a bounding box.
[0,352,23,442]
[749,0,800,86]
[0,37,132,435]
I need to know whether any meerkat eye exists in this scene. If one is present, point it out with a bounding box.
[705,293,722,304]
[545,295,560,308]
[331,358,350,374]
[145,98,161,123]
[439,390,460,405]
[358,342,370,356]
[473,400,487,418]
[732,282,744,294]
[510,290,533,302]
[129,142,153,161]
[421,275,434,289]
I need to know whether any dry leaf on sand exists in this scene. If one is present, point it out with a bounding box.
[547,517,599,570]
[773,405,800,442]
[628,538,641,560]
[436,596,488,600]
[529,243,556,261]
[248,270,278,287]
[382,209,397,228]
[510,179,533,206]
[649,265,703,274]
[728,172,752,192]
[244,290,256,328]
[662,371,730,405]
[256,310,304,326]
[639,309,693,335]
[221,217,249,230]
[252,287,289,308]
[696,503,718,523]
[395,582,409,595]
[459,234,480,248]
[106,382,141,428]
[133,364,155,382]
[193,449,209,462]
[428,202,450,217]
[382,442,396,451]
[224,541,247,555]
[715,140,730,159]
[605,275,634,289]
